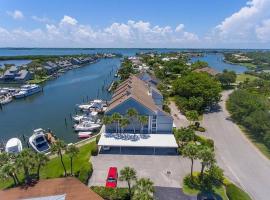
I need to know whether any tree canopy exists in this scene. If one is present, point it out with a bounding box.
[173,72,222,113]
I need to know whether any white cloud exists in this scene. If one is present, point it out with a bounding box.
[175,24,184,32]
[7,10,24,20]
[60,15,78,26]
[256,19,270,41]
[32,16,52,23]
[0,15,199,47]
[212,0,270,46]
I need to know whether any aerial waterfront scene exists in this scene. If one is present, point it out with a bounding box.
[1,1,270,200]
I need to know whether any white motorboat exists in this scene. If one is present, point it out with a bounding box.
[5,138,23,153]
[0,95,12,105]
[74,122,101,131]
[78,132,92,139]
[78,99,105,111]
[13,84,42,99]
[72,111,99,123]
[29,128,50,153]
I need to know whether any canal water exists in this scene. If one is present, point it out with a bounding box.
[0,58,120,143]
[0,49,248,143]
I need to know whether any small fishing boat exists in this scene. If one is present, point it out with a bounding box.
[5,138,23,153]
[29,128,50,153]
[74,122,101,131]
[78,132,92,139]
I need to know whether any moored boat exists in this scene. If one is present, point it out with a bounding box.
[78,132,92,138]
[13,84,42,99]
[29,128,50,153]
[0,95,12,105]
[74,122,101,131]
[5,138,23,153]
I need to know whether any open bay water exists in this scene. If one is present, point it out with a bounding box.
[191,53,247,73]
[0,48,248,143]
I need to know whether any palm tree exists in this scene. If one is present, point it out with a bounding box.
[0,163,19,186]
[133,178,154,200]
[66,144,79,175]
[51,140,67,176]
[102,115,112,132]
[120,117,130,133]
[182,143,199,179]
[16,149,35,183]
[119,167,137,198]
[0,152,9,167]
[35,153,49,179]
[111,113,121,133]
[127,108,138,133]
[138,115,148,133]
[198,147,215,180]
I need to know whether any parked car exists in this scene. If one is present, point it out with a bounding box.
[106,167,118,188]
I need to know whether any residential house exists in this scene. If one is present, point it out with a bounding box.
[105,75,172,134]
[0,66,32,83]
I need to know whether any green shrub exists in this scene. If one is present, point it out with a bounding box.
[91,144,99,156]
[226,183,252,200]
[183,174,201,190]
[96,135,101,144]
[91,186,129,200]
[197,127,206,132]
[78,164,93,184]
[195,135,214,149]
[163,104,171,114]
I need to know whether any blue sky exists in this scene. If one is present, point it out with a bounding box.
[0,0,270,48]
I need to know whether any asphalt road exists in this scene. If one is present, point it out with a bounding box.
[202,90,270,200]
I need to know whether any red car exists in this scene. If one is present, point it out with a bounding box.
[106,167,118,188]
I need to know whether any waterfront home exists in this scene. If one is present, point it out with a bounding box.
[71,57,82,65]
[56,60,73,68]
[44,61,59,75]
[0,66,32,83]
[99,74,177,153]
[0,177,103,200]
[105,75,172,133]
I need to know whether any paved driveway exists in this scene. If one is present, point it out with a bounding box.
[202,90,270,200]
[89,154,200,188]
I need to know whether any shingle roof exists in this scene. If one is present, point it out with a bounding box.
[0,177,103,200]
[106,75,159,113]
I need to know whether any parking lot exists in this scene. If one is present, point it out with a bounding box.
[88,153,200,188]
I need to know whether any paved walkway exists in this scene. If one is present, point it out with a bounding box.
[202,90,270,200]
[169,101,189,128]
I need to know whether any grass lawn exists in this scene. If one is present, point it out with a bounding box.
[238,62,257,69]
[27,76,50,84]
[226,183,252,200]
[183,183,228,200]
[238,125,270,160]
[0,142,95,189]
[236,74,258,83]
